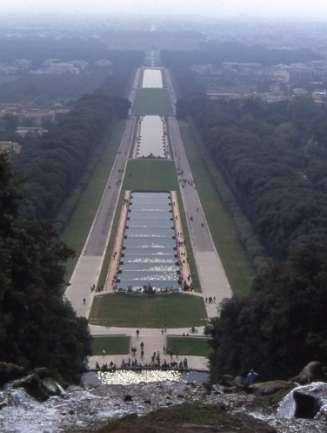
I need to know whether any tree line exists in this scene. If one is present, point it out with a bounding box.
[0,155,91,382]
[178,94,327,380]
[16,92,130,224]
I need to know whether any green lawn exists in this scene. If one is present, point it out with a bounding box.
[124,159,178,191]
[89,294,207,328]
[91,336,130,356]
[179,121,254,297]
[62,121,125,278]
[133,88,171,115]
[167,336,211,357]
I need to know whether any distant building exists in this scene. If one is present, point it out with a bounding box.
[292,88,309,97]
[0,141,21,154]
[16,126,48,138]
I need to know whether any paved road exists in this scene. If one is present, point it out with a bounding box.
[168,117,213,253]
[88,354,208,371]
[165,69,232,318]
[164,67,177,116]
[129,68,142,116]
[65,116,137,317]
[84,118,136,256]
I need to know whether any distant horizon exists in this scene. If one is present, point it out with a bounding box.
[0,11,327,24]
[0,0,327,22]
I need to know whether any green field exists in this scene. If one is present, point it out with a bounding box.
[91,336,130,356]
[124,159,178,191]
[133,88,171,115]
[62,121,125,278]
[179,121,254,297]
[167,336,211,357]
[89,294,207,328]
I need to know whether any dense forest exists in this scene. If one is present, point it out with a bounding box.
[16,92,130,223]
[209,239,327,381]
[179,97,327,260]
[0,155,90,381]
[178,94,327,380]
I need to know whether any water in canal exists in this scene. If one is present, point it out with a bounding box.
[142,68,163,88]
[116,192,180,293]
[136,116,168,159]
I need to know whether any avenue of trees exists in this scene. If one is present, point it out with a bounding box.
[0,155,91,382]
[178,94,327,380]
[16,92,130,224]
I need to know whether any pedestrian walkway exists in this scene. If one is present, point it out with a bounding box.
[167,112,232,318]
[90,326,209,371]
[65,117,137,318]
[88,354,208,371]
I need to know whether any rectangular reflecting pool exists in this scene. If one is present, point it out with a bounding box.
[142,68,163,88]
[115,192,181,293]
[135,116,168,159]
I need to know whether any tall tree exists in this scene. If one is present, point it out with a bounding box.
[0,155,91,382]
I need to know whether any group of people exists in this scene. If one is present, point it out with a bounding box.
[95,357,189,373]
[205,296,216,304]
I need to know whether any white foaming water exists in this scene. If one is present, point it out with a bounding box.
[277,382,327,419]
[0,373,195,433]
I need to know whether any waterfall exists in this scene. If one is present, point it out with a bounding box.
[277,382,327,419]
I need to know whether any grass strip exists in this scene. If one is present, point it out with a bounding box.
[179,121,254,297]
[91,336,130,356]
[89,294,207,328]
[124,159,178,191]
[166,336,211,357]
[133,88,171,115]
[62,121,125,278]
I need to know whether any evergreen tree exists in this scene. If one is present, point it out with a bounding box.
[0,155,91,382]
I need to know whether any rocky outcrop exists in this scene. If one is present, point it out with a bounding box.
[293,383,327,419]
[293,389,321,419]
[0,362,26,387]
[11,368,65,401]
[277,381,327,421]
[250,380,293,396]
[292,361,326,384]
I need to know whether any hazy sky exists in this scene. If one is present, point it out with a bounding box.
[1,0,327,20]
